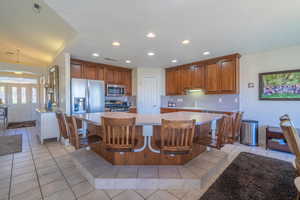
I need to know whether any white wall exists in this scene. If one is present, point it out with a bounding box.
[51,52,71,114]
[240,45,300,140]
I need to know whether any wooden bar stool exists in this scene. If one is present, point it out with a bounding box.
[156,119,196,155]
[280,114,300,175]
[228,112,244,143]
[55,111,69,142]
[65,115,101,150]
[101,117,138,152]
[194,115,231,150]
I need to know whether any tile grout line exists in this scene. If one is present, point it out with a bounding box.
[25,127,45,200]
[45,143,79,200]
[8,128,16,200]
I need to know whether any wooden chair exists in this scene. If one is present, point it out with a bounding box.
[101,117,138,152]
[65,115,101,149]
[55,111,69,141]
[280,114,300,175]
[156,119,196,155]
[194,115,231,150]
[228,112,244,143]
[295,177,300,200]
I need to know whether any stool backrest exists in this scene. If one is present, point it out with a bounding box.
[160,119,196,154]
[280,114,300,173]
[65,115,80,149]
[101,117,137,151]
[55,112,69,139]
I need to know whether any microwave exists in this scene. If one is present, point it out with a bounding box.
[106,84,126,96]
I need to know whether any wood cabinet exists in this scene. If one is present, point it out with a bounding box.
[165,53,240,95]
[205,63,219,93]
[166,68,181,95]
[83,63,98,80]
[71,59,132,96]
[70,62,83,78]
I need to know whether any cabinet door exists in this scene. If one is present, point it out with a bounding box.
[191,65,205,89]
[180,67,192,92]
[83,64,98,80]
[220,60,236,92]
[124,70,132,95]
[71,63,82,78]
[166,69,178,95]
[105,68,115,84]
[205,63,219,93]
[97,67,105,80]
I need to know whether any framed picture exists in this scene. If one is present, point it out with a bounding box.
[259,69,300,101]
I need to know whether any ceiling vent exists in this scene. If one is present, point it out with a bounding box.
[104,57,118,62]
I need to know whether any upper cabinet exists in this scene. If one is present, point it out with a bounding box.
[166,68,181,95]
[71,59,132,96]
[165,54,240,95]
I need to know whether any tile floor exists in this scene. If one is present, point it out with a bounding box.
[0,127,295,200]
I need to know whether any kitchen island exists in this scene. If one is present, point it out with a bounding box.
[74,112,223,165]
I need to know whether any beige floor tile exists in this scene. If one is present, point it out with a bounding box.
[147,190,178,200]
[11,187,42,200]
[39,171,64,186]
[11,179,38,197]
[41,179,69,197]
[44,188,75,200]
[103,189,125,198]
[79,190,110,200]
[135,189,157,199]
[66,174,87,186]
[12,166,35,177]
[72,181,94,198]
[138,167,159,178]
[37,165,60,177]
[112,190,144,200]
[167,189,189,199]
[11,172,36,185]
[158,167,180,178]
[0,187,9,200]
[117,167,138,178]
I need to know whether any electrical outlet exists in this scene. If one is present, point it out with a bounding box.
[235,98,238,103]
[177,98,183,102]
[218,98,222,103]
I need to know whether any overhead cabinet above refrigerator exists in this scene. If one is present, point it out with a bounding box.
[71,78,105,114]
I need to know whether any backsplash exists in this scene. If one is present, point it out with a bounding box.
[161,94,239,110]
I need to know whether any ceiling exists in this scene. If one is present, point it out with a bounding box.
[0,0,76,67]
[45,0,300,68]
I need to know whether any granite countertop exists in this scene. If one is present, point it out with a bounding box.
[73,111,223,126]
[161,106,239,113]
[36,107,61,113]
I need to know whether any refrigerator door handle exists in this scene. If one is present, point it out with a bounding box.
[86,81,90,113]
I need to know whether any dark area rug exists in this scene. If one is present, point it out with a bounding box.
[7,120,36,129]
[200,152,297,200]
[0,135,22,156]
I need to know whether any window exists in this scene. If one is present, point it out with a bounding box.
[0,86,5,104]
[32,88,37,104]
[21,87,26,104]
[12,87,18,104]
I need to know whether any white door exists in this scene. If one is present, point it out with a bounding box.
[138,75,160,114]
[0,83,39,123]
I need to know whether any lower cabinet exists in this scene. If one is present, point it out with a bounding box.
[36,110,60,144]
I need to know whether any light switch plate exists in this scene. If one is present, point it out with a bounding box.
[218,98,222,103]
[177,98,183,102]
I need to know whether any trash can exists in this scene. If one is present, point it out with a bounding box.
[240,120,259,146]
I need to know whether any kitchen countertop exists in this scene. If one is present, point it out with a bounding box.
[73,111,222,126]
[161,106,239,113]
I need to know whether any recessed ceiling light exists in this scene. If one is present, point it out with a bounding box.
[147,52,155,56]
[14,71,23,75]
[112,41,120,46]
[125,60,131,64]
[92,53,99,57]
[203,51,210,56]
[171,59,178,63]
[146,32,156,38]
[182,40,190,45]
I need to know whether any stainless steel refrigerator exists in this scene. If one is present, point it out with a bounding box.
[71,78,105,114]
